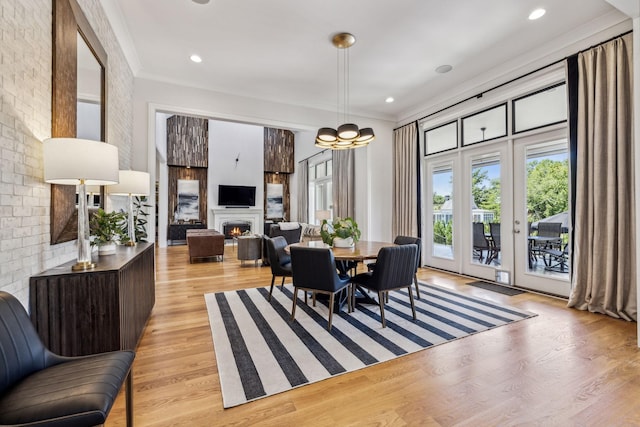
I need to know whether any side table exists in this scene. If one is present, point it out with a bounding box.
[237,235,262,266]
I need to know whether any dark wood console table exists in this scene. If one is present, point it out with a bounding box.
[29,242,155,357]
[168,223,206,245]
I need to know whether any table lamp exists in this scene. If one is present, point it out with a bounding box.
[108,170,150,246]
[43,138,119,271]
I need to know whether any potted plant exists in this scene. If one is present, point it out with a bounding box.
[90,208,128,255]
[320,217,361,247]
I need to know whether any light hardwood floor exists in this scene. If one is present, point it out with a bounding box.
[106,244,640,426]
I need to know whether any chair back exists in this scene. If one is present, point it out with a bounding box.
[369,245,417,291]
[265,236,291,274]
[489,223,501,247]
[537,222,562,237]
[0,292,52,394]
[473,222,489,249]
[290,246,344,293]
[393,235,422,272]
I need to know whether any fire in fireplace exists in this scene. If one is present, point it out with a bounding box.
[222,221,251,239]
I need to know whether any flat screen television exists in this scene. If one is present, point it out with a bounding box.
[218,185,256,207]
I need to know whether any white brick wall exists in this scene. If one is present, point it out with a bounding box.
[0,0,134,308]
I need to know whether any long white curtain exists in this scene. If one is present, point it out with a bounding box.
[392,123,419,237]
[567,33,636,321]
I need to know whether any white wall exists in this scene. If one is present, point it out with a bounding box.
[134,78,396,244]
[0,0,134,307]
[207,120,264,227]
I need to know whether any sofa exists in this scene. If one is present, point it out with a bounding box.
[186,229,225,263]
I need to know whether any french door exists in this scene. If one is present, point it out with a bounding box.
[424,131,571,297]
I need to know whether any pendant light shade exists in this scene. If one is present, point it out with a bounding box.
[315,33,374,149]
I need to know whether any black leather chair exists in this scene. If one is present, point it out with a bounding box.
[264,235,293,301]
[368,235,422,299]
[352,244,418,327]
[289,246,352,331]
[0,291,135,426]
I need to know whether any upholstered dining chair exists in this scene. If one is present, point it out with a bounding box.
[289,246,352,331]
[352,244,418,328]
[264,235,293,301]
[0,291,135,427]
[368,235,422,299]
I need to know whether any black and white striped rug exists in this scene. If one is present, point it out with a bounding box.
[205,282,536,408]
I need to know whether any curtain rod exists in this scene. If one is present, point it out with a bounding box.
[299,148,330,163]
[394,29,632,132]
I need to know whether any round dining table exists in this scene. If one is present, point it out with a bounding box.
[286,240,395,262]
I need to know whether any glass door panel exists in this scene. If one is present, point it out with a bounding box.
[470,155,501,266]
[424,155,459,272]
[513,135,571,297]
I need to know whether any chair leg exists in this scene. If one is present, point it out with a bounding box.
[280,276,285,289]
[327,293,335,331]
[126,370,134,427]
[312,292,316,307]
[378,290,386,327]
[414,274,420,299]
[268,275,276,301]
[291,288,298,321]
[408,286,416,320]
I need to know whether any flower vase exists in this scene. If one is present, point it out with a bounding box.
[333,237,354,248]
[98,242,117,255]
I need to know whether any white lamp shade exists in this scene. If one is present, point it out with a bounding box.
[109,170,150,195]
[43,138,119,185]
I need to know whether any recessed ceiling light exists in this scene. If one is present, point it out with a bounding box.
[190,54,202,63]
[435,64,453,74]
[529,8,546,20]
[192,0,210,4]
[385,97,394,103]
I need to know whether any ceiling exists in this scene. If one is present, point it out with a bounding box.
[102,0,629,123]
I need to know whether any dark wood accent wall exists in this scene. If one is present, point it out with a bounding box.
[168,166,207,223]
[264,128,294,173]
[167,115,209,167]
[264,173,290,221]
[29,243,155,356]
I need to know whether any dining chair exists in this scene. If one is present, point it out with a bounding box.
[352,244,418,328]
[368,235,422,299]
[0,291,135,427]
[264,235,293,301]
[289,246,352,331]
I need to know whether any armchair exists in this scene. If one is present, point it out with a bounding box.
[0,291,134,426]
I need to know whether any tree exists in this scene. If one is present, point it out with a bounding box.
[527,159,568,222]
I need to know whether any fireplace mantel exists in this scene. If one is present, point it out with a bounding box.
[211,208,263,236]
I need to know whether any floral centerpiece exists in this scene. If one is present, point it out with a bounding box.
[320,217,361,247]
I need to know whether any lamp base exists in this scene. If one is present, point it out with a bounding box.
[124,241,136,247]
[71,261,96,271]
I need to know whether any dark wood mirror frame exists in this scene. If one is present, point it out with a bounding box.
[51,0,107,244]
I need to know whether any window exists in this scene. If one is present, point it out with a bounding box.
[308,157,333,224]
[424,121,457,155]
[513,83,567,133]
[461,103,507,146]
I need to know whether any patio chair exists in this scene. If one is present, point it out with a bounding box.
[472,222,490,262]
[486,223,501,265]
[532,222,562,261]
[542,243,569,272]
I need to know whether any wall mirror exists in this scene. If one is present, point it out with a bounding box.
[51,0,107,244]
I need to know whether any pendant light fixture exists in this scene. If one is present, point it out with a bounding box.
[316,33,375,149]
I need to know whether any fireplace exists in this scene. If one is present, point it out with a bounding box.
[223,221,251,239]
